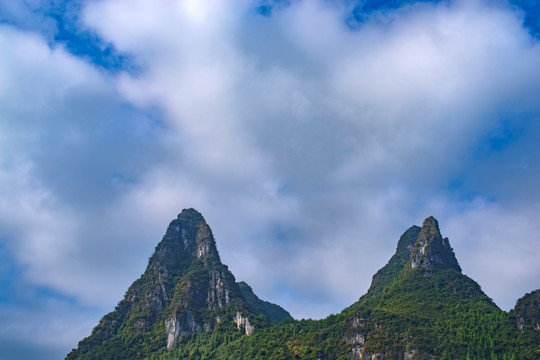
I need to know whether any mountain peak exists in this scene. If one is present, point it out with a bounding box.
[157,208,220,265]
[408,216,461,274]
[364,217,462,299]
[177,207,204,220]
[421,216,440,236]
[68,209,265,358]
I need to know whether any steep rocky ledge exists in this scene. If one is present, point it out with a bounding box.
[407,216,461,274]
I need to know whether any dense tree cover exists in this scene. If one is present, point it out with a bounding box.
[149,314,351,360]
[351,269,524,359]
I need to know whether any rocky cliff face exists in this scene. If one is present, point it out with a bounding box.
[407,216,461,274]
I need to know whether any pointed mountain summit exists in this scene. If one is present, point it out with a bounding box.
[348,217,504,359]
[364,216,461,300]
[158,208,221,266]
[67,209,273,359]
[362,217,484,306]
[408,216,461,274]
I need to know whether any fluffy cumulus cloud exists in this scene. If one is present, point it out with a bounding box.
[81,0,540,311]
[1,0,540,357]
[0,24,162,303]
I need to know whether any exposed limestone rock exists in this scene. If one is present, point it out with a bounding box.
[517,317,526,331]
[347,333,365,360]
[165,317,180,350]
[404,349,417,359]
[344,315,367,359]
[363,353,384,360]
[195,225,214,261]
[234,312,254,336]
[68,212,540,360]
[208,270,230,308]
[165,311,200,349]
[408,216,461,274]
[161,209,221,266]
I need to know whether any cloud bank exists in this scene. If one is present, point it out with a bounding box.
[1,0,539,357]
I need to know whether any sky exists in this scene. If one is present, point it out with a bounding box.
[1,0,539,358]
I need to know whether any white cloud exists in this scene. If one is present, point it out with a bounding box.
[0,298,102,360]
[79,0,540,315]
[1,1,539,341]
[0,0,58,39]
[0,25,163,306]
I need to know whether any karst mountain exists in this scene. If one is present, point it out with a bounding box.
[67,209,539,360]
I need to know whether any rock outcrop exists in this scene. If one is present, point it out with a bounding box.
[510,289,540,332]
[234,311,255,336]
[408,216,461,274]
